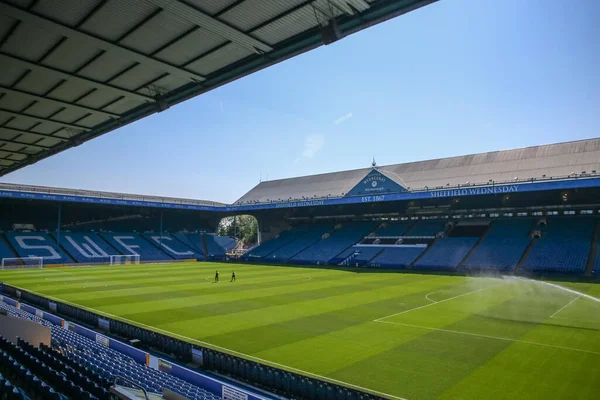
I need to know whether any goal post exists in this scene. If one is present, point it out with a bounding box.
[109,254,140,266]
[1,257,44,270]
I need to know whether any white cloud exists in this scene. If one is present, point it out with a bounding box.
[334,112,353,125]
[296,134,325,162]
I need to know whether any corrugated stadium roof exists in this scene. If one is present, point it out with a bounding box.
[236,138,600,203]
[0,0,437,176]
[0,181,225,206]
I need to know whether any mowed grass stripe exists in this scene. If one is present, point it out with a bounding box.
[326,284,553,399]
[438,338,600,399]
[17,265,334,299]
[121,274,465,330]
[202,280,487,355]
[9,263,313,291]
[87,270,432,314]
[157,276,489,339]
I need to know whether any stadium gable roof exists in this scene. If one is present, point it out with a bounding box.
[0,0,437,176]
[235,138,600,204]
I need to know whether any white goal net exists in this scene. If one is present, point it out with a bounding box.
[1,257,44,270]
[109,254,140,265]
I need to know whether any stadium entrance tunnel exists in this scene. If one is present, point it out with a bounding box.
[217,215,258,247]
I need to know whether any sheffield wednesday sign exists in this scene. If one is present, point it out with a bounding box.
[1,178,599,212]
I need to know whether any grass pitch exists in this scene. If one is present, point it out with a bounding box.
[1,262,600,400]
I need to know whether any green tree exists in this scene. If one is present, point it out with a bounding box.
[218,215,258,245]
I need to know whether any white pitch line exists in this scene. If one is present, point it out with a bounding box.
[11,287,404,400]
[374,282,504,322]
[425,291,439,303]
[550,295,581,318]
[375,320,600,356]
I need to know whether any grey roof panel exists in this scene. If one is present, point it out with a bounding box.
[118,11,197,55]
[236,138,600,203]
[153,27,226,65]
[183,0,239,15]
[186,43,252,75]
[219,0,309,32]
[42,41,102,73]
[32,0,100,27]
[2,23,62,62]
[78,0,159,42]
[253,5,317,44]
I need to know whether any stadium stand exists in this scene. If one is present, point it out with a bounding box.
[0,235,16,261]
[335,245,386,266]
[173,232,205,254]
[245,226,313,259]
[291,222,375,264]
[142,233,199,260]
[266,224,333,261]
[100,232,171,262]
[594,244,600,275]
[414,237,480,270]
[213,236,236,252]
[373,221,413,236]
[404,220,447,237]
[54,232,117,264]
[5,232,72,264]
[204,234,236,260]
[522,219,595,273]
[0,301,221,400]
[369,246,427,268]
[463,219,533,271]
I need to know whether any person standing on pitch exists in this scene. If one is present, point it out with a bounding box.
[214,270,219,283]
[231,271,236,282]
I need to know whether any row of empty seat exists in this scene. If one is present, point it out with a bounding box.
[0,300,221,400]
[0,232,235,263]
[247,218,600,274]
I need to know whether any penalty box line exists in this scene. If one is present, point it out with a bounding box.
[375,320,600,356]
[12,286,408,400]
[373,282,504,323]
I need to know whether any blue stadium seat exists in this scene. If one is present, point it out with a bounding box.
[100,232,171,261]
[414,237,479,270]
[404,220,447,237]
[266,224,333,262]
[5,232,72,264]
[245,226,312,259]
[142,233,200,260]
[369,246,426,268]
[204,234,235,259]
[291,222,375,264]
[463,219,533,271]
[374,222,413,236]
[594,244,600,275]
[336,245,386,266]
[177,233,205,255]
[54,232,117,263]
[0,305,218,400]
[523,219,594,273]
[0,234,16,260]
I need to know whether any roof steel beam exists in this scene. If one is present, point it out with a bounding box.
[0,127,69,142]
[0,146,36,156]
[0,138,50,150]
[0,109,91,131]
[0,53,154,103]
[0,2,205,82]
[0,86,120,119]
[144,0,273,53]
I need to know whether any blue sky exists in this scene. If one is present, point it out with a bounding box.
[2,0,599,203]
